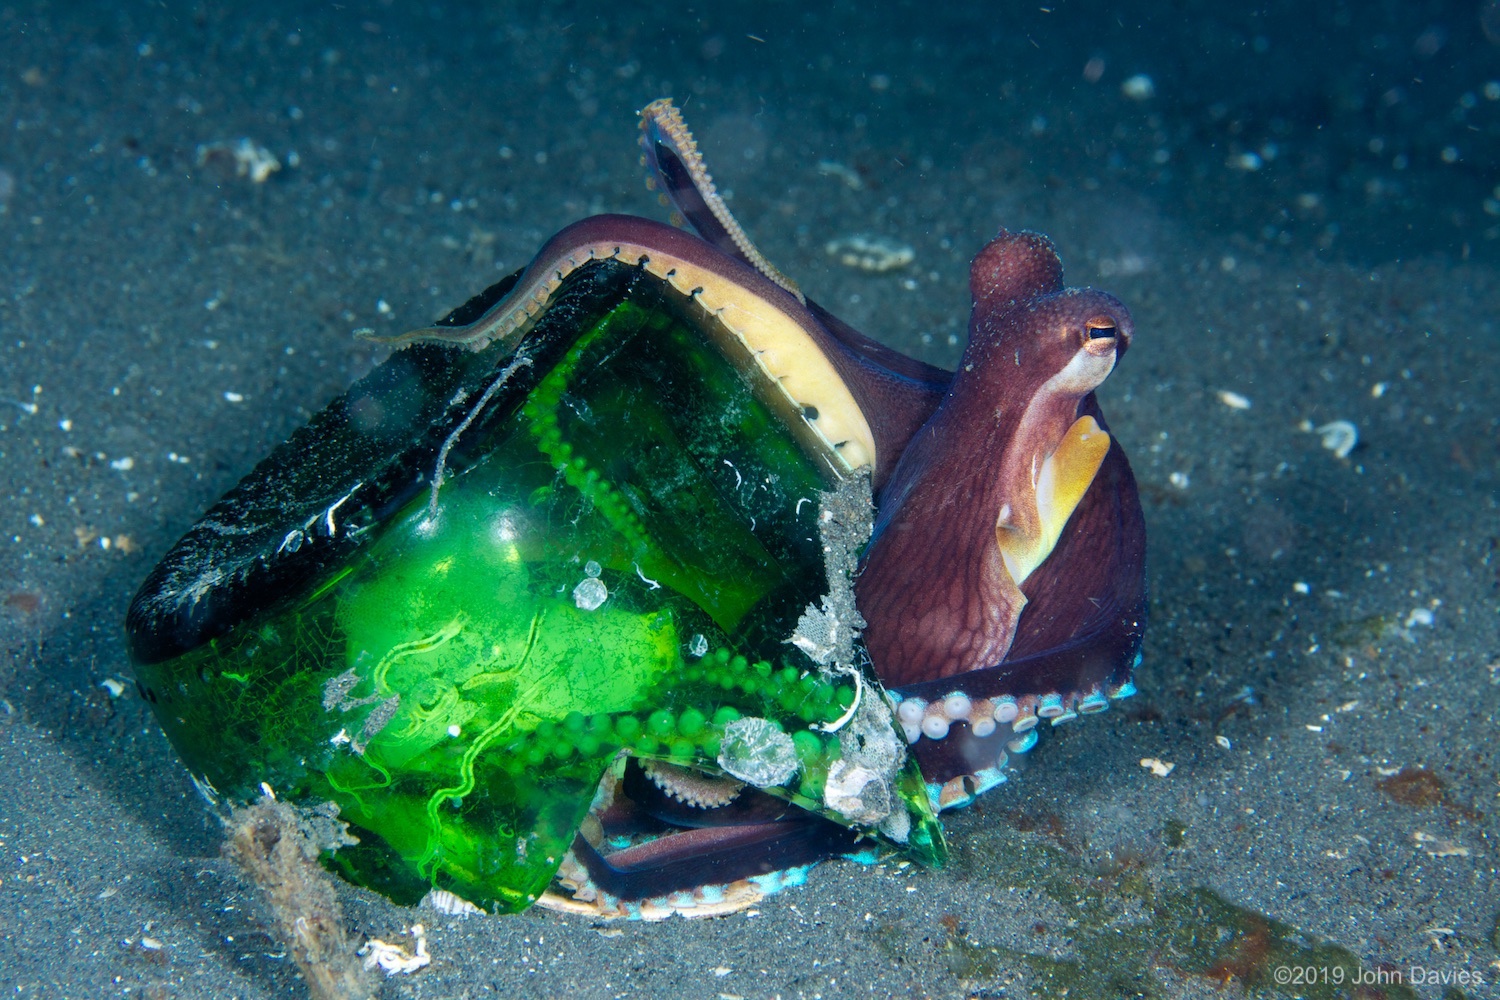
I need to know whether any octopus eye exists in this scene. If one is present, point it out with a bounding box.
[1085,317,1118,340]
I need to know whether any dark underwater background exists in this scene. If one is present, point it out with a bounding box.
[1,1,1497,997]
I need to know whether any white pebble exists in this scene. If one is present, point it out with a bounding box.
[1217,390,1252,410]
[1404,607,1434,629]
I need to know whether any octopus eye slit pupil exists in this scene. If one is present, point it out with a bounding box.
[1087,322,1117,340]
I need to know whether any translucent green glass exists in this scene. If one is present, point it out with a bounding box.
[134,289,943,913]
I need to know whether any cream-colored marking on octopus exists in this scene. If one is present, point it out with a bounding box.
[367,239,875,472]
[999,414,1110,586]
[994,347,1116,588]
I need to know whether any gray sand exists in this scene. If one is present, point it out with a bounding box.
[2,3,1497,998]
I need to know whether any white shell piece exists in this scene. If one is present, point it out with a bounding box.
[573,577,608,611]
[823,760,892,824]
[1314,420,1358,459]
[717,717,799,787]
[422,888,483,916]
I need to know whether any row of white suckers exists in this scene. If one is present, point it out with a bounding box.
[888,682,1138,747]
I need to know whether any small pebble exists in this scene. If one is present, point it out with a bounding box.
[1140,757,1175,777]
[1404,607,1434,629]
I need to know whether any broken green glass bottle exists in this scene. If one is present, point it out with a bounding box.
[127,260,944,914]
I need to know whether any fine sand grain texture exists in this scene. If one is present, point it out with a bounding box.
[1,3,1496,998]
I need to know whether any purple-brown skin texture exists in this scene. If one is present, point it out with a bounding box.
[639,108,1144,716]
[570,225,1147,894]
[622,112,1147,874]
[857,231,1145,707]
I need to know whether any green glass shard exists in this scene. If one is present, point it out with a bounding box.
[132,268,945,913]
